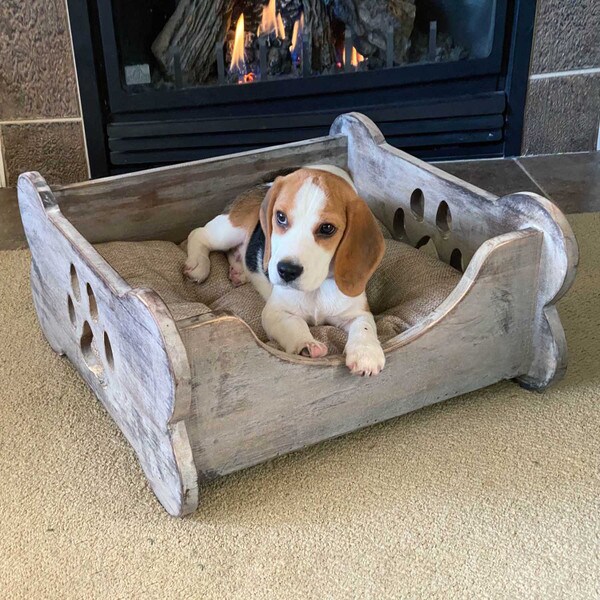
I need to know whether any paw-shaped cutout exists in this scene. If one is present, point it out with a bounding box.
[104,332,114,370]
[87,283,98,321]
[450,248,464,272]
[436,201,452,237]
[415,235,430,249]
[81,320,105,380]
[393,207,406,239]
[68,294,76,327]
[70,264,81,301]
[416,236,439,259]
[410,189,425,221]
[67,264,115,383]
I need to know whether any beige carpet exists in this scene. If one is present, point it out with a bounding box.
[1,214,598,600]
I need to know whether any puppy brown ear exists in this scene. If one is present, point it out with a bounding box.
[334,197,385,297]
[259,177,282,271]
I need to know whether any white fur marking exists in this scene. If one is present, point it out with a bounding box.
[185,215,245,282]
[306,164,356,191]
[268,179,333,292]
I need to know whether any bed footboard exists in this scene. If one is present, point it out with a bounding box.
[18,172,198,516]
[331,113,579,389]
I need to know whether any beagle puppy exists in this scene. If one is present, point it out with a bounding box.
[184,165,386,376]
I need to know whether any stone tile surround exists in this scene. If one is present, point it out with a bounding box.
[0,0,598,187]
[0,0,89,186]
[522,0,600,154]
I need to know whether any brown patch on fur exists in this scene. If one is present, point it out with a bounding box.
[271,178,308,230]
[334,196,385,297]
[296,170,385,298]
[287,169,384,295]
[306,170,354,253]
[259,180,279,270]
[230,168,383,292]
[227,184,269,233]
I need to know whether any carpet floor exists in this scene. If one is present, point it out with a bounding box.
[1,213,598,599]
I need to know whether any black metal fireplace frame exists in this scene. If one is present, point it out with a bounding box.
[68,0,537,177]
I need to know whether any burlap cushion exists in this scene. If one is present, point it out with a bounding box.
[96,235,461,354]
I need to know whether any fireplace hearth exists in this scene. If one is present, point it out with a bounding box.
[68,0,536,177]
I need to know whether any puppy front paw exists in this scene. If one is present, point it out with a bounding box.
[183,255,210,282]
[228,265,247,287]
[299,340,328,358]
[345,342,385,376]
[227,247,247,287]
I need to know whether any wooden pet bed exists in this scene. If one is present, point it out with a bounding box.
[17,113,578,517]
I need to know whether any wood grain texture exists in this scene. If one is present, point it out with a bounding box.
[17,172,197,517]
[151,0,235,85]
[17,113,578,516]
[0,0,80,119]
[54,136,348,244]
[330,112,579,389]
[179,229,542,478]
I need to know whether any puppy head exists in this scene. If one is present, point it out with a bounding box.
[260,168,384,296]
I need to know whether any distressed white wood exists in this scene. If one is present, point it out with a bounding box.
[17,112,578,516]
[178,229,542,477]
[330,112,579,389]
[18,172,197,517]
[52,136,348,244]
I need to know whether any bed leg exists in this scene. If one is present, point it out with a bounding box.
[515,305,568,391]
[30,260,66,356]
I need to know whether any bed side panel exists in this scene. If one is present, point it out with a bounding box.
[53,136,348,244]
[180,230,542,480]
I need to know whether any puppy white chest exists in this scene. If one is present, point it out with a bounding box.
[272,279,358,325]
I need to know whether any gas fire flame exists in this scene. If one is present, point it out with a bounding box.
[291,13,304,56]
[343,46,364,68]
[259,0,284,37]
[230,13,246,79]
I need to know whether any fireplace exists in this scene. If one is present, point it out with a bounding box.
[68,0,536,177]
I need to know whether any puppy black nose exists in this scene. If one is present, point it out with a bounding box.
[277,261,304,282]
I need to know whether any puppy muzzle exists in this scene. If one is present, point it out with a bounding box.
[276,261,304,283]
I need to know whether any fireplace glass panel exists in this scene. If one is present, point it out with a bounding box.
[111,0,497,90]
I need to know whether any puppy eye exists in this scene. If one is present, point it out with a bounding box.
[276,211,288,226]
[318,223,336,236]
